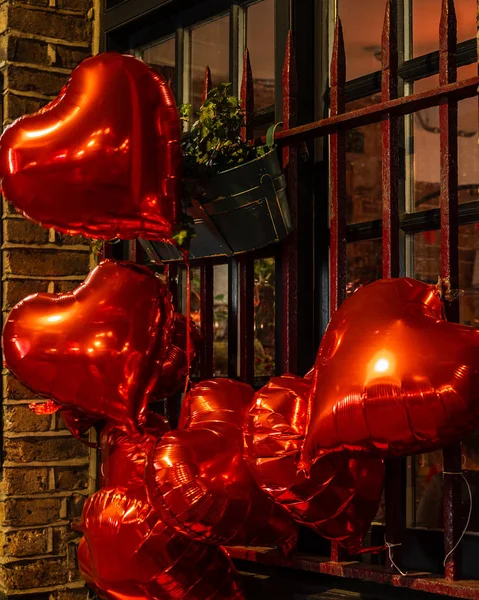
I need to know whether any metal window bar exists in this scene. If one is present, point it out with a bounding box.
[228,0,479,595]
[125,0,478,591]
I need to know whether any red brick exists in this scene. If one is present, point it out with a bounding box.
[6,63,67,96]
[5,437,89,463]
[4,248,89,277]
[3,372,42,400]
[4,404,52,433]
[3,217,50,244]
[54,466,89,491]
[20,0,50,6]
[3,278,50,310]
[55,44,90,69]
[0,557,67,589]
[56,232,90,246]
[0,528,49,557]
[8,5,92,44]
[7,35,49,65]
[2,467,49,495]
[3,497,62,527]
[4,91,49,121]
[57,0,91,12]
[52,525,80,554]
[54,280,81,294]
[3,196,22,215]
[67,493,86,519]
[55,589,89,600]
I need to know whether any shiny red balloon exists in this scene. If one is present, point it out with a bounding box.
[0,53,181,240]
[146,379,298,554]
[2,260,175,427]
[155,313,202,398]
[245,375,384,554]
[79,414,244,600]
[301,278,479,470]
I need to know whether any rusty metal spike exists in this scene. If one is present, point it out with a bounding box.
[240,49,254,142]
[202,66,212,103]
[440,0,457,85]
[331,18,346,115]
[381,0,398,100]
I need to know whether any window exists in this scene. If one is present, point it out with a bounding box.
[134,0,281,385]
[135,0,277,120]
[104,0,479,591]
[245,0,275,110]
[142,37,176,91]
[186,15,230,113]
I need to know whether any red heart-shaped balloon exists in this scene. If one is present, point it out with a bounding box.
[0,53,181,240]
[2,260,174,425]
[245,375,385,554]
[302,278,479,469]
[146,379,298,554]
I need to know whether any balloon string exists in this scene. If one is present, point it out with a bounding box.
[442,471,472,567]
[384,537,408,577]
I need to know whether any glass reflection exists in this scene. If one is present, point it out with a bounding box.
[413,0,476,58]
[413,225,479,530]
[413,65,479,212]
[246,0,275,110]
[142,37,176,92]
[415,437,479,532]
[346,239,382,296]
[345,97,382,224]
[213,264,228,376]
[188,15,230,115]
[254,258,275,377]
[339,0,386,80]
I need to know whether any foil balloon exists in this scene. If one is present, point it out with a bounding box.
[301,277,479,470]
[146,379,298,553]
[155,313,202,398]
[79,415,244,600]
[0,53,181,240]
[3,265,246,599]
[2,260,175,426]
[245,375,384,554]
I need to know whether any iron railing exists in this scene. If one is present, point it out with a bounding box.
[114,0,479,594]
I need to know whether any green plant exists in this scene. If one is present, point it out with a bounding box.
[180,83,263,174]
[174,84,272,249]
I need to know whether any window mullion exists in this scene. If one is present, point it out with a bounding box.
[175,27,186,105]
[230,3,242,96]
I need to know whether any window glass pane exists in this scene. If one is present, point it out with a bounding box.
[413,225,479,530]
[181,267,201,328]
[254,258,275,377]
[188,15,230,115]
[345,97,383,224]
[412,65,479,212]
[413,229,441,284]
[413,0,476,58]
[347,239,382,296]
[142,37,176,93]
[246,0,275,110]
[459,224,479,328]
[460,433,479,532]
[213,264,228,376]
[339,0,386,80]
[412,229,441,527]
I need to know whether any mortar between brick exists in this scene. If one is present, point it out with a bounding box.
[4,30,90,48]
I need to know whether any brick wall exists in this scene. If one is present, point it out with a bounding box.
[0,1,99,598]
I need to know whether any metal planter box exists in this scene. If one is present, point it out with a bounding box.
[150,146,292,261]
